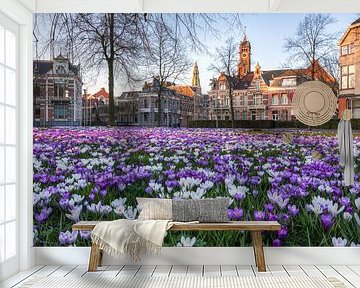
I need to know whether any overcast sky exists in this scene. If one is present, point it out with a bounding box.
[34,13,358,95]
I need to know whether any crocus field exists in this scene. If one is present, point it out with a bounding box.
[33,127,360,247]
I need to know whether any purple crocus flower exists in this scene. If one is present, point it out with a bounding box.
[79,230,92,240]
[254,211,265,221]
[34,211,48,224]
[287,204,299,216]
[321,214,334,230]
[145,187,152,194]
[227,209,234,220]
[272,239,282,247]
[339,197,351,207]
[268,213,278,221]
[264,203,274,212]
[234,193,245,201]
[233,208,244,220]
[59,231,78,246]
[278,227,288,239]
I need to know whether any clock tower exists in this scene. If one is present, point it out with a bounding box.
[237,34,251,78]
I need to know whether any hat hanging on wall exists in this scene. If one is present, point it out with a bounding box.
[292,81,337,126]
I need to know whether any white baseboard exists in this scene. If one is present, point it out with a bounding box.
[35,247,360,266]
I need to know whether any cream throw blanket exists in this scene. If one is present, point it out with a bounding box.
[91,219,173,261]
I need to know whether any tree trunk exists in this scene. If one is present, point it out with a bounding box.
[228,79,235,128]
[108,13,115,126]
[157,89,162,127]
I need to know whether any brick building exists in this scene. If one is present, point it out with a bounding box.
[115,63,208,127]
[33,55,83,126]
[338,17,360,118]
[208,36,336,122]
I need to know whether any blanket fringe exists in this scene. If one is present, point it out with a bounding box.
[91,231,162,262]
[327,277,347,288]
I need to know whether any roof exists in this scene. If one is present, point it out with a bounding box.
[33,59,80,76]
[93,87,109,99]
[351,17,360,25]
[168,85,195,97]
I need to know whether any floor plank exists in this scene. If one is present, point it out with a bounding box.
[204,265,221,277]
[316,265,353,287]
[221,265,238,277]
[300,265,324,277]
[82,265,108,278]
[169,265,187,277]
[252,265,272,277]
[349,266,360,277]
[49,266,76,277]
[32,266,61,277]
[152,265,172,277]
[117,265,140,277]
[236,265,255,277]
[283,265,307,277]
[136,265,156,277]
[0,266,45,288]
[332,266,360,288]
[268,265,289,277]
[102,265,124,277]
[186,266,203,277]
[66,265,88,277]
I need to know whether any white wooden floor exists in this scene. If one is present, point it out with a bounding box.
[1,265,360,288]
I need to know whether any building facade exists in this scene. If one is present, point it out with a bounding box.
[338,17,360,118]
[208,36,336,122]
[33,55,83,126]
[115,63,208,127]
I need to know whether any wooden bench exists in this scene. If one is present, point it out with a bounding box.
[72,221,281,273]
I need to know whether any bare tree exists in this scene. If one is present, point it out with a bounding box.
[284,14,340,82]
[209,37,238,128]
[146,21,192,127]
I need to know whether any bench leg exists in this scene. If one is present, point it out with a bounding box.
[88,242,102,272]
[251,231,266,272]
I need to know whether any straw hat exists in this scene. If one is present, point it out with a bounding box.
[292,81,337,126]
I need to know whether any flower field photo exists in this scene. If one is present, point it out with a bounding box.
[33,128,360,247]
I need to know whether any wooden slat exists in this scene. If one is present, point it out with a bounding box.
[72,221,281,231]
[300,265,324,277]
[221,265,238,277]
[66,265,88,277]
[117,265,140,277]
[152,265,172,277]
[0,266,45,288]
[169,265,187,277]
[268,265,289,277]
[102,265,124,277]
[283,265,307,277]
[236,265,255,277]
[33,266,61,277]
[332,266,360,288]
[136,265,156,277]
[203,265,221,277]
[316,265,352,287]
[186,266,203,277]
[49,266,76,277]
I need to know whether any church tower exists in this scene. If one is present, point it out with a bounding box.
[237,34,251,78]
[192,62,201,87]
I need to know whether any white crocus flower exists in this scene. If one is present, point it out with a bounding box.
[177,236,196,247]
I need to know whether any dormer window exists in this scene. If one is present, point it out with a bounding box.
[282,78,296,87]
[219,82,226,91]
[56,65,66,74]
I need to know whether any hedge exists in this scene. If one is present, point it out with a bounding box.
[188,119,360,130]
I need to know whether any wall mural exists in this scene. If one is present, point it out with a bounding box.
[33,13,360,247]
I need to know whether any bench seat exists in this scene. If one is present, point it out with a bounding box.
[72,220,281,273]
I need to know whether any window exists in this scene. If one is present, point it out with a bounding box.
[255,80,260,90]
[254,94,262,105]
[282,78,296,87]
[341,65,355,89]
[281,110,288,121]
[243,95,248,106]
[143,113,148,122]
[272,111,279,120]
[0,17,18,266]
[54,103,68,120]
[251,111,256,120]
[219,82,226,91]
[242,111,247,120]
[272,95,279,105]
[281,94,288,105]
[143,98,148,108]
[341,44,353,56]
[34,105,40,119]
[54,83,65,98]
[259,111,265,120]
